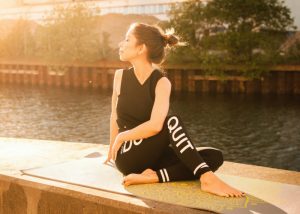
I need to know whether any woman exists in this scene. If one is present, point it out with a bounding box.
[103,22,245,198]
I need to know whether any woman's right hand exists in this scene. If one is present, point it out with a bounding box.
[103,150,113,165]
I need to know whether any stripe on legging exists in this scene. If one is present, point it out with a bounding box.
[193,162,209,175]
[160,169,166,182]
[163,168,169,182]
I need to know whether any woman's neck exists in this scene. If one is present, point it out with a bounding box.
[131,61,154,79]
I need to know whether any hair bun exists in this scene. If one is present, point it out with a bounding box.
[163,34,179,48]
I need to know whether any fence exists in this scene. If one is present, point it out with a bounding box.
[0,60,299,94]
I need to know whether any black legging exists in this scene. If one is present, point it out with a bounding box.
[115,114,224,183]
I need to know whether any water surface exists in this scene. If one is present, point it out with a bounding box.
[0,85,299,171]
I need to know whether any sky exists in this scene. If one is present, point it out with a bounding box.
[0,0,299,29]
[285,0,300,29]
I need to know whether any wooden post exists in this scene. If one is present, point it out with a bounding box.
[238,80,245,93]
[174,69,182,92]
[10,65,18,84]
[216,80,225,93]
[87,67,93,88]
[1,64,7,84]
[285,71,293,94]
[63,67,71,88]
[100,69,109,90]
[294,71,300,94]
[201,79,209,93]
[91,68,99,89]
[0,64,4,84]
[245,79,254,94]
[254,79,261,94]
[261,73,272,94]
[15,65,22,85]
[209,80,217,93]
[30,65,38,86]
[46,67,54,87]
[72,67,80,88]
[23,65,30,85]
[8,65,14,84]
[188,70,195,92]
[81,67,89,89]
[180,69,188,92]
[55,70,62,87]
[18,65,24,85]
[271,71,277,94]
[224,80,231,93]
[4,65,11,83]
[277,72,286,94]
[12,65,18,84]
[38,66,47,86]
[173,70,181,91]
[231,80,239,93]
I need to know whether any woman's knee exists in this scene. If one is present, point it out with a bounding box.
[199,148,224,172]
[214,149,224,170]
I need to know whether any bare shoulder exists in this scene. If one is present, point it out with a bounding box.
[114,69,123,96]
[156,77,172,94]
[157,77,171,89]
[114,69,123,79]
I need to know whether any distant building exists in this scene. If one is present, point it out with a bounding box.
[280,31,300,54]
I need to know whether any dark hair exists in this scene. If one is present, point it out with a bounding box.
[129,22,182,64]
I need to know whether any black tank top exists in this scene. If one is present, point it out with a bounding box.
[116,67,168,133]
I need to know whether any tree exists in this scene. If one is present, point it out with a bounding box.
[37,3,108,65]
[166,0,296,77]
[99,31,112,60]
[0,19,37,59]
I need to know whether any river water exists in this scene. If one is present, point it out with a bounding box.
[0,85,299,171]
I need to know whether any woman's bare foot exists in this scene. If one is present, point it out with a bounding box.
[200,171,246,198]
[122,168,159,186]
[123,169,245,198]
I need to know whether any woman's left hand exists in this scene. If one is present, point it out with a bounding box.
[112,133,125,161]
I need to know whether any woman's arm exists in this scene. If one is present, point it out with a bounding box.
[108,69,122,153]
[104,69,120,164]
[119,77,172,142]
[109,110,119,153]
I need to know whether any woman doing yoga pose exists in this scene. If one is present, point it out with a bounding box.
[103,23,245,198]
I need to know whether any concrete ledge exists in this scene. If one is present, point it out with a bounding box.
[0,137,299,214]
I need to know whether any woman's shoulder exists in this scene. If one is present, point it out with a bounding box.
[155,69,171,92]
[114,67,130,81]
[157,75,171,88]
[114,68,126,96]
[154,69,170,83]
[114,68,123,78]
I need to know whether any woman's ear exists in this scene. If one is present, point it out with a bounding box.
[138,44,147,55]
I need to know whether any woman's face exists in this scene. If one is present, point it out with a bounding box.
[118,28,142,62]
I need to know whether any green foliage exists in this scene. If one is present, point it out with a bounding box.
[288,41,300,63]
[99,31,112,60]
[165,0,297,78]
[0,3,114,68]
[37,3,103,64]
[0,18,36,59]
